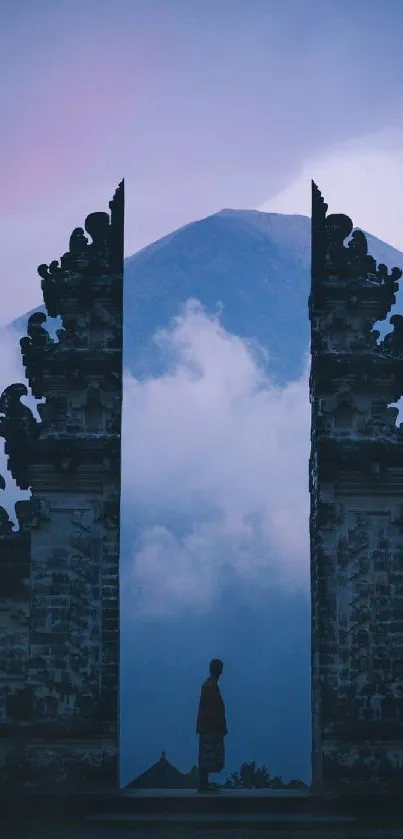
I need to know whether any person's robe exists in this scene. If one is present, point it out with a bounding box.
[196,676,227,773]
[196,676,227,736]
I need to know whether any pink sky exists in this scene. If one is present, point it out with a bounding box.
[1,0,403,323]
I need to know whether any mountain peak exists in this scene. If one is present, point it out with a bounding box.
[10,210,403,386]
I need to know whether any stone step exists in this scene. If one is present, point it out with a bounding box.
[3,789,403,834]
[93,788,403,822]
[10,823,403,839]
[88,811,357,828]
[100,789,321,815]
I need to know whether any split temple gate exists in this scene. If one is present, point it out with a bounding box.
[310,182,403,792]
[2,178,403,796]
[0,182,124,790]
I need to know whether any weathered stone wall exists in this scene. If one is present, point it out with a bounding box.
[0,183,124,790]
[310,182,403,792]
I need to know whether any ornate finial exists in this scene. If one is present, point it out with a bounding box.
[109,180,125,273]
[37,181,125,319]
[311,181,402,288]
[311,182,328,281]
[312,181,328,217]
[109,179,124,210]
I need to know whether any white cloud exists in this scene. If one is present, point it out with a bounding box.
[260,129,403,251]
[121,301,310,617]
[0,306,311,614]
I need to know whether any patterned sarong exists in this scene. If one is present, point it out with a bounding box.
[198,733,225,773]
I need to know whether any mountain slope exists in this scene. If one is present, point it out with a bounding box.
[12,209,403,385]
[123,211,312,383]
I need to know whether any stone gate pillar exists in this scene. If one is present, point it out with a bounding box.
[309,181,403,792]
[0,182,124,791]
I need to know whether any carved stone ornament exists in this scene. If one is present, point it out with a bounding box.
[54,443,78,473]
[20,312,54,399]
[0,383,40,489]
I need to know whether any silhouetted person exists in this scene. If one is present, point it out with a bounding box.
[196,658,227,793]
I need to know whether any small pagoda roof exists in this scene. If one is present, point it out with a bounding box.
[125,751,190,789]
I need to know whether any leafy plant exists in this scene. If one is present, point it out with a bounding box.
[222,761,308,789]
[223,760,277,789]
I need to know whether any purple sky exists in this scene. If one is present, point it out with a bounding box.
[1,0,403,322]
[2,1,403,784]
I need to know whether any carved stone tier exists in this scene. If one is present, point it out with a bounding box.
[310,181,403,794]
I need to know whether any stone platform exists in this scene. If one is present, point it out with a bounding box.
[3,787,403,837]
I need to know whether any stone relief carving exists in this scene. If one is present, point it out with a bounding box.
[20,312,54,399]
[324,215,376,279]
[0,384,40,489]
[54,443,79,473]
[95,491,120,529]
[56,315,88,349]
[0,507,13,537]
[0,473,13,536]
[381,314,403,357]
